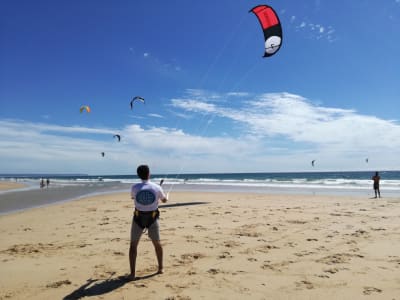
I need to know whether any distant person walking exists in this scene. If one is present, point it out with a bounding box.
[372,171,381,198]
[40,178,45,189]
[46,178,50,188]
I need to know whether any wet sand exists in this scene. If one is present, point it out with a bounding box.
[0,182,129,215]
[0,181,27,191]
[0,191,399,299]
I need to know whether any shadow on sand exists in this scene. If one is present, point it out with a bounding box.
[159,201,208,208]
[63,272,158,300]
[63,202,208,299]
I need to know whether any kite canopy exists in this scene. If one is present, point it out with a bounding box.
[80,105,91,113]
[130,96,145,109]
[311,160,316,167]
[113,134,121,142]
[250,5,283,57]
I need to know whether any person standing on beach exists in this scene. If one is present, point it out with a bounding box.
[128,164,168,281]
[372,171,381,198]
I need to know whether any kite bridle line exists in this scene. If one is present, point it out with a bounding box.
[163,58,260,197]
[162,14,262,196]
[160,13,249,193]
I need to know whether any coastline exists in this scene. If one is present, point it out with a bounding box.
[0,190,399,299]
[0,180,398,216]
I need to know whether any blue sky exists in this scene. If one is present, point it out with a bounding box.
[1,0,399,174]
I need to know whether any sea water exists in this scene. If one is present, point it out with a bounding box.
[2,171,399,195]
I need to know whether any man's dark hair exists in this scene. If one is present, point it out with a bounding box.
[137,165,150,180]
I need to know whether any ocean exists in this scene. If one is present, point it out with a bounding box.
[2,170,400,193]
[1,171,399,214]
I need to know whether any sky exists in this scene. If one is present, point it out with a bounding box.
[1,0,399,175]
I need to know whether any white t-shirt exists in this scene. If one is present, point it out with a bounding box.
[131,180,166,212]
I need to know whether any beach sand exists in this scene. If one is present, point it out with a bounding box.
[0,191,399,299]
[0,181,27,191]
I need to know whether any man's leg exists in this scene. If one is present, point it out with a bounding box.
[151,240,163,273]
[128,221,143,280]
[129,240,139,280]
[148,220,163,273]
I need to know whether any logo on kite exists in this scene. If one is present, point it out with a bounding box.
[113,134,121,142]
[80,105,91,113]
[250,5,283,57]
[130,96,145,110]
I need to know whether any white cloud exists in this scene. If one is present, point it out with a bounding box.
[226,92,250,97]
[171,92,400,170]
[148,113,163,118]
[293,17,336,42]
[1,92,399,173]
[171,99,217,113]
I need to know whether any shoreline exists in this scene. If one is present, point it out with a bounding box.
[0,191,399,299]
[0,181,398,216]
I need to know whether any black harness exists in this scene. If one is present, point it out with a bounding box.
[133,209,160,229]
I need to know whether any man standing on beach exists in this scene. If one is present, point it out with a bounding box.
[372,171,381,198]
[128,165,167,281]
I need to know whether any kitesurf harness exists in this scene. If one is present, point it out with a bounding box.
[133,208,160,229]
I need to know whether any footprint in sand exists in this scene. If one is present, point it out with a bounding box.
[207,268,222,275]
[247,257,258,262]
[187,269,197,275]
[323,267,339,274]
[351,229,369,238]
[222,240,241,248]
[296,280,314,289]
[218,251,232,259]
[175,253,205,265]
[46,280,72,288]
[165,294,192,300]
[363,286,382,295]
[388,256,400,266]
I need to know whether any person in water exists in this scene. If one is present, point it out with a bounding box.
[372,171,381,198]
[128,165,168,281]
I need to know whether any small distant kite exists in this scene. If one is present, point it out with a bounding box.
[101,152,105,157]
[130,96,145,109]
[311,160,316,167]
[113,134,121,142]
[80,105,91,113]
[250,4,283,57]
[366,158,369,163]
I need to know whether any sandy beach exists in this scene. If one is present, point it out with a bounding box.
[0,190,399,300]
[0,181,27,192]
